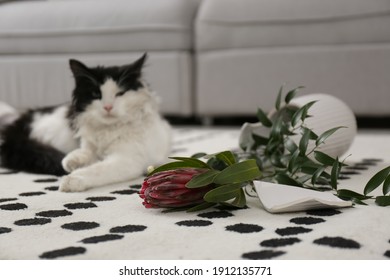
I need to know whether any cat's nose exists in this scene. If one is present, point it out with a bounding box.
[104,105,113,112]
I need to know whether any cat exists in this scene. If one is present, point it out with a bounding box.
[0,53,172,192]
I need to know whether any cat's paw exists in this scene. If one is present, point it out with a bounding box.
[59,175,87,192]
[62,151,92,172]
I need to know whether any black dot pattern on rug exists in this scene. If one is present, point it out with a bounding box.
[36,210,73,218]
[290,217,325,225]
[19,191,46,197]
[64,202,97,210]
[340,170,361,175]
[260,237,301,248]
[44,186,59,191]
[215,205,249,211]
[61,221,100,231]
[34,178,58,183]
[0,198,18,203]
[198,211,234,219]
[242,250,285,260]
[0,202,27,211]
[226,223,263,234]
[39,246,86,259]
[81,234,124,244]
[362,158,382,163]
[275,226,312,236]
[86,196,116,202]
[176,220,213,227]
[306,209,341,217]
[110,225,147,233]
[313,236,361,249]
[110,189,138,195]
[346,165,368,171]
[129,184,142,189]
[14,217,51,226]
[356,161,378,167]
[1,133,388,260]
[0,227,12,234]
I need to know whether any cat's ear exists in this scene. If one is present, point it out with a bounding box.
[132,52,147,72]
[119,53,147,78]
[69,59,97,83]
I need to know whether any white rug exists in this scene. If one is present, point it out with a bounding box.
[0,127,389,260]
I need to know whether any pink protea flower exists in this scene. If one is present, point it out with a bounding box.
[140,168,213,208]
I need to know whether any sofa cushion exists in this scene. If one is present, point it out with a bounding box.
[196,0,390,51]
[0,0,201,54]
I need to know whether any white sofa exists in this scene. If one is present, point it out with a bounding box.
[196,0,390,118]
[1,0,390,120]
[0,0,200,116]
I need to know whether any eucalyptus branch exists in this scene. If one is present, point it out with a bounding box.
[238,86,390,207]
[142,86,390,211]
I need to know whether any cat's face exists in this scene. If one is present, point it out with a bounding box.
[69,54,152,124]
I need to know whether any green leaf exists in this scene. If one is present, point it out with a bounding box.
[314,151,337,166]
[148,161,208,176]
[285,86,304,104]
[206,157,228,171]
[330,157,340,190]
[291,101,317,127]
[270,153,286,168]
[299,128,310,155]
[191,152,207,159]
[297,174,313,184]
[283,107,299,121]
[213,159,262,185]
[382,174,390,195]
[315,126,346,147]
[285,138,298,153]
[351,198,368,205]
[275,85,283,110]
[203,183,242,203]
[269,117,283,140]
[186,202,216,212]
[252,134,269,148]
[186,169,220,188]
[311,166,327,186]
[337,189,371,200]
[308,130,319,141]
[301,160,322,169]
[375,196,390,207]
[230,189,247,208]
[280,122,295,136]
[288,149,300,174]
[265,138,282,156]
[363,166,390,195]
[169,157,210,169]
[215,151,237,166]
[301,166,331,179]
[256,108,272,127]
[274,173,303,187]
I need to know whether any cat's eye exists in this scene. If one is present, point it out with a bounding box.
[116,91,125,97]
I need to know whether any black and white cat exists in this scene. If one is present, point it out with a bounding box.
[0,54,172,192]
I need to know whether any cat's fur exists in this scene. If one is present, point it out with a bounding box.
[0,54,172,192]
